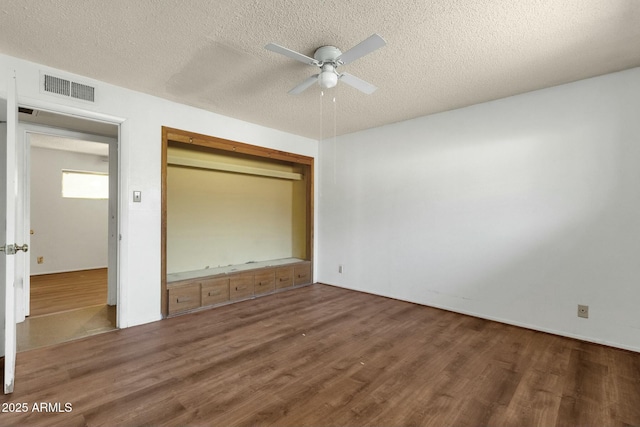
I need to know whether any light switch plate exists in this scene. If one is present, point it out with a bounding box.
[133,191,141,203]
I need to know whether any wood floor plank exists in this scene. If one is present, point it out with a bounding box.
[1,284,639,427]
[29,268,108,317]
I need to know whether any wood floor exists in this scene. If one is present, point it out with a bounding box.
[17,268,116,352]
[30,268,108,317]
[1,284,639,427]
[17,304,116,352]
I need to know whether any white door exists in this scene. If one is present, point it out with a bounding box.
[1,74,23,394]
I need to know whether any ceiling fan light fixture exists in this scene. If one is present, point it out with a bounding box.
[318,70,338,89]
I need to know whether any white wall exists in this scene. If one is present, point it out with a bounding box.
[30,147,108,275]
[318,67,640,352]
[0,53,318,328]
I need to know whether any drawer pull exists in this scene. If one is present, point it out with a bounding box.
[280,277,289,281]
[236,286,247,291]
[298,274,306,278]
[176,297,192,303]
[208,290,222,297]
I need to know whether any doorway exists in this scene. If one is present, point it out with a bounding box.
[15,110,119,351]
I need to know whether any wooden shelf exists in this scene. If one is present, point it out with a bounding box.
[167,155,303,180]
[166,259,312,316]
[167,257,306,284]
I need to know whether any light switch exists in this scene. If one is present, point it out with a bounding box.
[133,191,142,203]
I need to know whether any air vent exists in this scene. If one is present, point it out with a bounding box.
[42,73,96,103]
[71,82,95,102]
[44,75,70,96]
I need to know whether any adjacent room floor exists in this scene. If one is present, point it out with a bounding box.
[17,269,117,352]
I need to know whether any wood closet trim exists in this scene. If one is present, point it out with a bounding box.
[161,126,314,317]
[163,127,313,165]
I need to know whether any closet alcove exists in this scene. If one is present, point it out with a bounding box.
[161,127,313,317]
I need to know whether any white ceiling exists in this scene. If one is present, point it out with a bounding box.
[1,0,639,140]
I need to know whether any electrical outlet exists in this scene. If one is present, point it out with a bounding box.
[578,304,589,319]
[37,256,44,264]
[338,265,343,274]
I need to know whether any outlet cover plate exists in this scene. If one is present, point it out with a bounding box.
[578,304,589,319]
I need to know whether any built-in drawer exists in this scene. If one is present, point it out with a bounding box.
[294,263,312,286]
[168,283,201,314]
[275,266,293,289]
[201,277,230,306]
[230,274,254,300]
[254,270,275,295]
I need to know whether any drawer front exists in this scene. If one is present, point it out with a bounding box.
[294,263,312,286]
[230,274,254,300]
[254,270,275,295]
[201,278,230,306]
[275,266,293,289]
[168,284,201,314]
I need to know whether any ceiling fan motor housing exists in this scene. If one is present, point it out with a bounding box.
[314,46,342,64]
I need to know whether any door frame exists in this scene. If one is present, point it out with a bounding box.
[17,98,125,328]
[20,124,119,321]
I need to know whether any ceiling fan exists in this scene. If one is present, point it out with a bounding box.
[265,33,386,95]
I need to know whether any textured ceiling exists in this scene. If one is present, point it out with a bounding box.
[1,0,639,139]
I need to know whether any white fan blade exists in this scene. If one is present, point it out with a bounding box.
[339,73,378,94]
[265,43,319,66]
[289,74,319,95]
[337,34,386,65]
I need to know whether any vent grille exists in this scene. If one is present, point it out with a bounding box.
[44,75,70,96]
[71,82,95,102]
[42,74,96,103]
